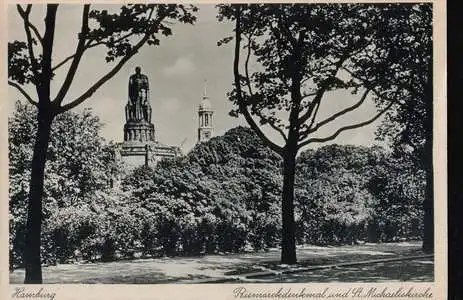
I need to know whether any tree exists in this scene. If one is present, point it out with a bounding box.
[9,101,114,267]
[294,144,425,245]
[187,127,283,251]
[295,145,383,245]
[372,5,433,252]
[217,3,430,264]
[367,155,426,243]
[8,4,197,283]
[124,126,283,255]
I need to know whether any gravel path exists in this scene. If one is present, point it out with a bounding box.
[9,241,433,284]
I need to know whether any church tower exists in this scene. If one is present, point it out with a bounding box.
[198,81,214,143]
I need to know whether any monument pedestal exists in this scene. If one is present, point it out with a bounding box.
[118,140,180,171]
[124,121,155,143]
[115,67,180,171]
[118,121,179,171]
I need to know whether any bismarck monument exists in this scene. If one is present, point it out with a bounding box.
[115,67,180,170]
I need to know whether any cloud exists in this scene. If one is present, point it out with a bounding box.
[158,97,181,114]
[162,56,196,77]
[72,97,125,142]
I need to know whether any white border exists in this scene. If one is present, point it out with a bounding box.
[1,1,446,299]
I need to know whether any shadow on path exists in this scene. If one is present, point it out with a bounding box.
[9,241,433,284]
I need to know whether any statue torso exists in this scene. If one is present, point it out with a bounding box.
[130,74,149,90]
[127,71,151,122]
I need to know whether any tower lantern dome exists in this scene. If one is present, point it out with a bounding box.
[199,79,212,111]
[199,97,212,111]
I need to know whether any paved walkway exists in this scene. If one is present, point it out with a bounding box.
[9,241,433,284]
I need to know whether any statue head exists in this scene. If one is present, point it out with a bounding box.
[135,66,141,74]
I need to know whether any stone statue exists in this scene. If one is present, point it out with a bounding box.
[142,99,152,122]
[127,66,151,122]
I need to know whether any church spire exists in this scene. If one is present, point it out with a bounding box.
[203,79,208,99]
[198,79,214,143]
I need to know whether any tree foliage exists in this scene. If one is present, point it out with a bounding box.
[10,121,426,266]
[8,3,198,283]
[9,102,115,266]
[369,4,433,252]
[217,3,431,263]
[9,4,198,109]
[123,127,283,254]
[294,144,424,246]
[373,4,432,153]
[217,3,429,152]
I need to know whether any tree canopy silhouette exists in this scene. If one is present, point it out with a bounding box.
[8,4,198,283]
[217,3,432,263]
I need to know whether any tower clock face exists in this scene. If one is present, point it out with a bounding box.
[203,131,211,139]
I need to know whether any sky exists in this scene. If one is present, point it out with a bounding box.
[7,4,387,154]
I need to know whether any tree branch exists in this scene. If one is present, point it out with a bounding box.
[337,63,409,110]
[244,34,253,97]
[51,31,136,72]
[28,24,43,46]
[306,99,321,131]
[268,122,288,143]
[40,4,58,104]
[17,5,40,80]
[308,88,371,134]
[301,91,318,100]
[301,59,336,84]
[298,100,321,142]
[321,56,407,110]
[297,85,328,126]
[278,15,297,48]
[257,113,288,143]
[233,5,284,157]
[17,5,43,45]
[298,98,394,149]
[57,6,165,113]
[247,29,288,145]
[53,5,90,105]
[268,22,291,92]
[297,56,347,126]
[287,30,306,132]
[8,81,38,106]
[51,54,74,72]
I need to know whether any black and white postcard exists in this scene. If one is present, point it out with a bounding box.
[2,1,446,299]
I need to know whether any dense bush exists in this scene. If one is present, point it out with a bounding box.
[121,126,283,255]
[366,155,425,242]
[294,144,425,245]
[9,102,117,267]
[9,104,426,266]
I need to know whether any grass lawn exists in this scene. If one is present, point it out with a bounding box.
[9,241,433,284]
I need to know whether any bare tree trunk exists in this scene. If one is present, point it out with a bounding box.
[24,105,53,284]
[23,4,58,283]
[281,147,297,264]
